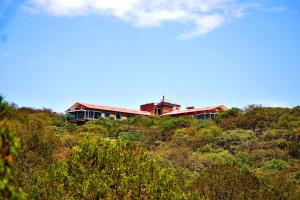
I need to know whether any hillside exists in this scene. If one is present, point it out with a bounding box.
[1,97,300,199]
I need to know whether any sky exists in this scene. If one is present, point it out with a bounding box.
[0,0,299,112]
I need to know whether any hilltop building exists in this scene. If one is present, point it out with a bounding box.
[140,96,181,115]
[66,97,227,123]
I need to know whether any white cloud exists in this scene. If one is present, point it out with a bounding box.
[178,14,225,39]
[25,0,274,38]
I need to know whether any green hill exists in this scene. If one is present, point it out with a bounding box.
[1,97,300,199]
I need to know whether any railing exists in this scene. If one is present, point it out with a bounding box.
[66,110,104,121]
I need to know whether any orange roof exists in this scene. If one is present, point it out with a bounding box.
[162,105,227,116]
[68,102,152,116]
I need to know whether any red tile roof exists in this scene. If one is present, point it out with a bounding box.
[69,102,152,116]
[162,105,227,116]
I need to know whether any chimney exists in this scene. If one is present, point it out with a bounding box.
[186,106,195,109]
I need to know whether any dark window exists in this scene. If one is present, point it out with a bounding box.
[95,112,101,119]
[116,113,121,119]
[197,114,206,119]
[155,108,162,115]
[78,111,84,119]
[67,113,75,120]
[105,112,110,118]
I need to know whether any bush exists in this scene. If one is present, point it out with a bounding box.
[192,119,213,129]
[31,138,184,199]
[12,114,62,193]
[118,131,144,141]
[192,126,222,148]
[235,152,254,170]
[1,96,300,198]
[188,164,260,199]
[78,123,109,137]
[216,129,256,152]
[191,150,235,171]
[127,115,158,127]
[159,117,192,133]
[0,121,24,199]
[51,114,66,127]
[277,107,300,130]
[286,142,300,158]
[262,159,288,172]
[259,172,300,199]
[262,129,286,141]
[294,171,300,182]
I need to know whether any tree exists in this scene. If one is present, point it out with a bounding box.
[31,137,184,199]
[0,122,24,199]
[188,164,260,200]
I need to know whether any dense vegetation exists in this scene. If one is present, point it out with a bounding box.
[1,96,300,199]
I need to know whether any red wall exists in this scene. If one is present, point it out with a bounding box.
[162,106,173,114]
[140,103,155,114]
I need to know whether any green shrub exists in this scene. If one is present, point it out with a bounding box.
[294,171,300,182]
[189,164,260,200]
[262,159,288,171]
[216,129,256,152]
[12,114,63,193]
[51,114,66,127]
[127,115,158,127]
[78,123,109,137]
[277,108,300,130]
[2,96,300,199]
[0,121,24,199]
[197,144,224,154]
[286,142,300,158]
[193,125,222,147]
[65,122,78,132]
[192,150,235,167]
[192,119,212,129]
[258,172,300,199]
[31,138,184,199]
[214,107,242,121]
[159,117,192,133]
[118,131,143,141]
[235,152,254,169]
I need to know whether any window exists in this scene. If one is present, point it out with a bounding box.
[78,111,84,119]
[105,112,110,118]
[95,112,101,119]
[88,111,93,118]
[197,114,206,119]
[116,113,121,119]
[155,108,162,115]
[67,113,75,120]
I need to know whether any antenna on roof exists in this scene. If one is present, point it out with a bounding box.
[161,96,165,115]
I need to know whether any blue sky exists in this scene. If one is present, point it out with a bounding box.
[0,0,299,112]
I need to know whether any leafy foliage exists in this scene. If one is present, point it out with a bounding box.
[1,95,300,199]
[31,138,183,199]
[188,164,261,199]
[0,97,24,199]
[262,159,288,171]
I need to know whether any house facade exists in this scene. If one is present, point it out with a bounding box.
[161,105,227,119]
[66,98,227,123]
[140,100,181,115]
[66,102,152,122]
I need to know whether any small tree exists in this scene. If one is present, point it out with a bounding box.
[31,137,184,199]
[0,122,24,199]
